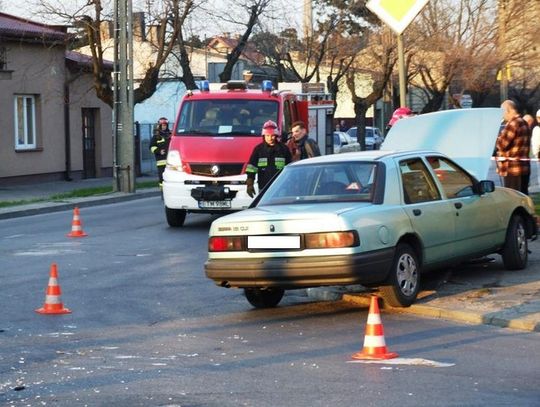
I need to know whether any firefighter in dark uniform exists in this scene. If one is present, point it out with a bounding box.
[246,120,292,197]
[149,117,171,187]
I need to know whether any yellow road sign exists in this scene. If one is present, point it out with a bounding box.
[367,0,429,34]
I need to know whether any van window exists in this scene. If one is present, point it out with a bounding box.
[175,100,279,136]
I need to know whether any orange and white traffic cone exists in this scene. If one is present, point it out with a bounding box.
[67,206,87,237]
[351,295,398,360]
[35,263,71,315]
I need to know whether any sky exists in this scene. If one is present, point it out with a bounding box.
[0,0,305,38]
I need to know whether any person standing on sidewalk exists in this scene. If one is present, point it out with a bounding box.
[495,100,530,194]
[246,120,292,198]
[530,110,540,190]
[530,110,540,159]
[523,114,538,193]
[286,121,320,162]
[149,117,172,188]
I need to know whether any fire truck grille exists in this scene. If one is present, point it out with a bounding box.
[189,163,244,177]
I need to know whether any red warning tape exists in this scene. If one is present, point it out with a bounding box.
[492,157,540,162]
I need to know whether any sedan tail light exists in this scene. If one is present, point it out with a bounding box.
[305,231,358,249]
[209,236,244,252]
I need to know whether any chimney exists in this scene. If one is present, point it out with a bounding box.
[99,21,113,41]
[132,12,146,42]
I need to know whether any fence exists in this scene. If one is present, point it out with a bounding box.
[136,122,157,176]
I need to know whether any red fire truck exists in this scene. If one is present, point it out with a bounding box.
[163,80,314,227]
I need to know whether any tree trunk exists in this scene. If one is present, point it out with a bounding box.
[420,91,446,113]
[354,103,369,151]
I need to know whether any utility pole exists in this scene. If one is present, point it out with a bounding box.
[113,0,135,193]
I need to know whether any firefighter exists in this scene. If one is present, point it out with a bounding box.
[246,120,292,198]
[149,117,171,187]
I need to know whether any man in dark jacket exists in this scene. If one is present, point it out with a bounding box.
[149,117,171,187]
[246,120,292,197]
[286,120,321,161]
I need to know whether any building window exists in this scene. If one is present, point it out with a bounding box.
[14,95,37,150]
[0,47,7,70]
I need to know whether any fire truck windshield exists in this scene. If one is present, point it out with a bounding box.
[175,100,279,136]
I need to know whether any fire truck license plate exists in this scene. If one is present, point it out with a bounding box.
[199,200,231,209]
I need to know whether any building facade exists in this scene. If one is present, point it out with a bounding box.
[0,12,112,185]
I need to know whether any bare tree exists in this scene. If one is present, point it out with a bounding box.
[198,0,271,83]
[346,31,396,149]
[404,0,500,112]
[36,0,197,106]
[498,0,540,113]
[250,29,298,82]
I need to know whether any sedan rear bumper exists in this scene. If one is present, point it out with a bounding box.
[205,248,395,288]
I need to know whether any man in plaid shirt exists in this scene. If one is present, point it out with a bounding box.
[495,100,531,194]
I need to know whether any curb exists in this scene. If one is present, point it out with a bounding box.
[0,189,161,220]
[340,293,540,333]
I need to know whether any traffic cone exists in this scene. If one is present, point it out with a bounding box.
[351,295,398,360]
[67,206,87,237]
[35,263,71,315]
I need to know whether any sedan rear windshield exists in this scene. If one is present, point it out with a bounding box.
[258,162,379,206]
[175,99,279,136]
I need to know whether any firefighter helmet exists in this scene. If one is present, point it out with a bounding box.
[261,120,278,135]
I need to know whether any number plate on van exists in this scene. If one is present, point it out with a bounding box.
[199,201,231,209]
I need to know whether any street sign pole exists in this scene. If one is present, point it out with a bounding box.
[397,34,407,108]
[366,0,429,108]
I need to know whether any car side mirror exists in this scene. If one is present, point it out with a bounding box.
[476,180,495,194]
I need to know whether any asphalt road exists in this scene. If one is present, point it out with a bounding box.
[1,198,539,406]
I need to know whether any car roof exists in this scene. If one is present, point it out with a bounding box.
[381,108,502,179]
[288,149,438,166]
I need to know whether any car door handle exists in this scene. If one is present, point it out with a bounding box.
[413,209,422,216]
[454,202,463,209]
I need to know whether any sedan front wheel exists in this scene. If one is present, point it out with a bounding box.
[501,215,528,270]
[379,243,420,307]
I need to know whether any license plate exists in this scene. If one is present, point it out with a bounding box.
[248,235,301,249]
[198,200,231,209]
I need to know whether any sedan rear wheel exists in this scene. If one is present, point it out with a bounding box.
[244,288,285,308]
[501,215,528,270]
[379,243,420,307]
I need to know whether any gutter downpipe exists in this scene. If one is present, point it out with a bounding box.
[63,80,72,181]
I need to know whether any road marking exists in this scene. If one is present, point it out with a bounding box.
[348,357,455,367]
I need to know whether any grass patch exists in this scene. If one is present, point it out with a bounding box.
[136,180,159,189]
[50,186,113,200]
[0,198,44,208]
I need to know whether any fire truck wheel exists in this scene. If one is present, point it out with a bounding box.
[165,206,187,227]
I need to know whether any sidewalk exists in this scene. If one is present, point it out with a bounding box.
[0,176,539,332]
[0,176,160,220]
